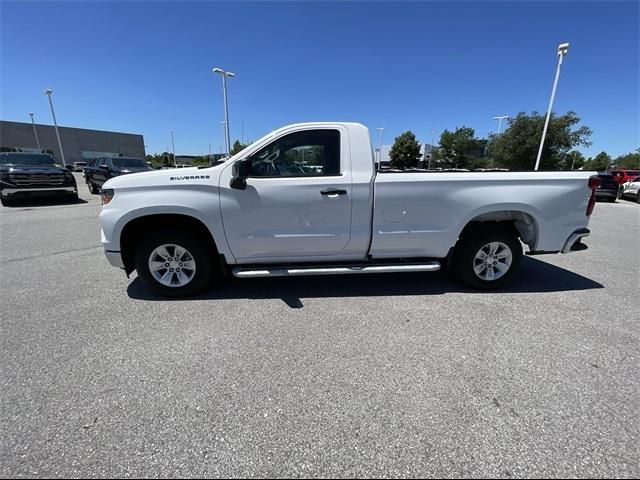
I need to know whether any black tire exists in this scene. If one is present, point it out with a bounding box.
[135,229,217,297]
[608,197,616,203]
[88,181,99,195]
[452,225,522,290]
[1,196,14,207]
[636,193,640,204]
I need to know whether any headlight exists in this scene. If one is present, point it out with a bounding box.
[101,188,115,205]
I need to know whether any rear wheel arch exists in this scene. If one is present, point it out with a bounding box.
[456,210,539,250]
[119,214,221,275]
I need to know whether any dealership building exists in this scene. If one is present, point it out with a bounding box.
[0,120,145,165]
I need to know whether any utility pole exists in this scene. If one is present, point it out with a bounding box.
[44,89,66,166]
[170,130,177,167]
[212,67,235,158]
[376,127,386,167]
[493,115,510,134]
[426,130,439,170]
[28,112,41,150]
[535,43,570,171]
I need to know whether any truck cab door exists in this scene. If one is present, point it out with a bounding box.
[219,127,354,262]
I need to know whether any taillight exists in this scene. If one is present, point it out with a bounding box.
[586,175,599,216]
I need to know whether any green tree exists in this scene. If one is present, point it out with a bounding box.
[436,127,486,169]
[230,140,250,156]
[487,111,592,170]
[612,149,640,169]
[389,131,422,169]
[583,151,611,171]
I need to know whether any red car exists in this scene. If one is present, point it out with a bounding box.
[610,169,640,185]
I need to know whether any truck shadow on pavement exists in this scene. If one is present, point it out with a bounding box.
[127,256,604,308]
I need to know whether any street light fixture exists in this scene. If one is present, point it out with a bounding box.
[493,115,510,134]
[376,127,386,167]
[534,42,570,171]
[28,112,41,150]
[44,89,66,166]
[212,67,235,158]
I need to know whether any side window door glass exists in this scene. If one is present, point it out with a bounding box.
[250,129,340,177]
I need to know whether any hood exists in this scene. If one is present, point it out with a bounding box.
[103,165,224,190]
[1,164,69,174]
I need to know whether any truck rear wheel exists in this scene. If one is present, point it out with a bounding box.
[135,230,215,297]
[452,225,522,290]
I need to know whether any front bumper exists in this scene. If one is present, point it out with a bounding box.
[1,186,77,196]
[561,228,590,254]
[104,250,125,269]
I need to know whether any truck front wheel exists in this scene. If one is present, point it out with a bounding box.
[135,230,215,297]
[452,225,522,290]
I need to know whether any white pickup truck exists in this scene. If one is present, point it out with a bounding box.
[99,122,598,297]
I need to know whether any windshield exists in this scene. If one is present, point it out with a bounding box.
[112,158,148,168]
[0,153,56,166]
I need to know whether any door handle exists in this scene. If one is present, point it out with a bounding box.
[320,188,347,196]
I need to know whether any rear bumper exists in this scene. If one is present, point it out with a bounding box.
[561,228,590,254]
[595,189,617,199]
[104,250,125,269]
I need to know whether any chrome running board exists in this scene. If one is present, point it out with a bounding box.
[232,262,441,278]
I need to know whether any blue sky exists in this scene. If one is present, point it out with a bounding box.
[1,1,638,157]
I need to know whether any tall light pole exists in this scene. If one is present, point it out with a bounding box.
[44,89,66,166]
[212,67,235,158]
[493,115,510,134]
[426,130,439,170]
[28,112,41,150]
[376,127,386,166]
[170,130,177,167]
[535,42,570,171]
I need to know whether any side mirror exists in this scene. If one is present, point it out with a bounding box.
[66,165,74,171]
[230,158,251,190]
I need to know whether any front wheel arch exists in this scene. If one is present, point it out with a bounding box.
[120,214,222,276]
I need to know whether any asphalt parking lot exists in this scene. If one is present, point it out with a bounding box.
[1,173,639,478]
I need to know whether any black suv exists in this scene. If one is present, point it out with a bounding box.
[0,152,78,206]
[595,173,619,203]
[84,156,152,194]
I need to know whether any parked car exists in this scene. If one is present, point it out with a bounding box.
[84,156,152,194]
[0,152,78,206]
[620,176,640,203]
[72,161,87,172]
[594,173,619,202]
[610,169,640,185]
[99,122,599,297]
